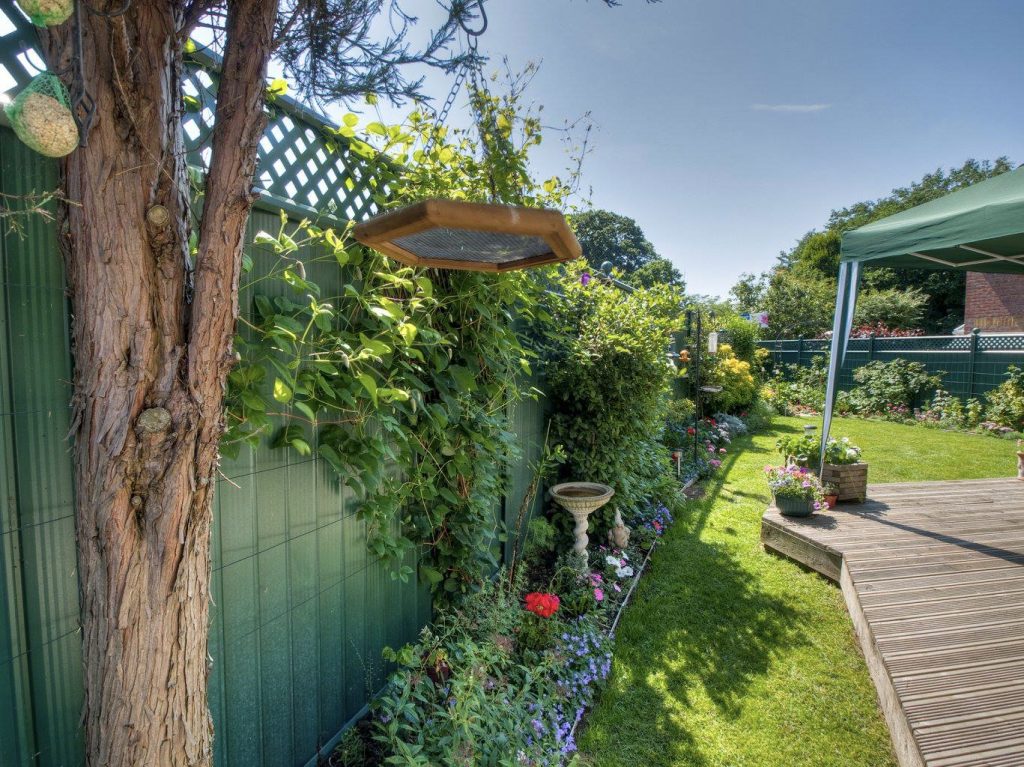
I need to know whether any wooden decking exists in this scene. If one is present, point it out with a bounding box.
[761,478,1024,767]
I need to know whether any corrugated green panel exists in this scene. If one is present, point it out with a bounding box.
[341,572,366,721]
[0,129,434,767]
[221,630,262,764]
[259,613,294,764]
[289,598,319,763]
[0,126,84,767]
[316,581,345,743]
[503,382,548,564]
[208,568,228,767]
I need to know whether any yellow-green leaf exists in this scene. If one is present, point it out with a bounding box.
[273,378,292,403]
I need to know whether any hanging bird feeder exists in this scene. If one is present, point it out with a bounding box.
[352,198,581,273]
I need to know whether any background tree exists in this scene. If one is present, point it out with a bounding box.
[732,158,1016,336]
[29,1,640,764]
[632,256,685,289]
[571,208,661,273]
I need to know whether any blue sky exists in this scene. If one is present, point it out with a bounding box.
[370,0,1024,297]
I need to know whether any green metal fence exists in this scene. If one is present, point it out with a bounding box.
[0,126,552,767]
[760,332,1024,400]
[0,12,552,765]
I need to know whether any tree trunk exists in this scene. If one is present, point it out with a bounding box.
[41,1,276,764]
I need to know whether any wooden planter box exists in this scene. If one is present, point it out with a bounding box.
[821,462,868,503]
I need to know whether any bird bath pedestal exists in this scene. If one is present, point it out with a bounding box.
[550,482,615,555]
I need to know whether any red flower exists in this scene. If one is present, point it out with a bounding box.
[686,427,696,436]
[524,592,560,618]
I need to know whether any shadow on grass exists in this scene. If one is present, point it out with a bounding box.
[584,435,813,766]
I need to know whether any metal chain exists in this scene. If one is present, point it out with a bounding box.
[422,1,487,157]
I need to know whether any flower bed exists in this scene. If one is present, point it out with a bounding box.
[329,500,678,766]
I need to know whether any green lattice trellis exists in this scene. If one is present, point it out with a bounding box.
[0,5,384,224]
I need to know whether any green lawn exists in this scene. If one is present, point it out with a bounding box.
[577,417,1017,767]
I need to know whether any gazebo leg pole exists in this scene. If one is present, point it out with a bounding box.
[820,262,860,469]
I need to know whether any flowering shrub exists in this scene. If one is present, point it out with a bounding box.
[916,389,984,430]
[764,465,825,508]
[985,366,1024,432]
[847,359,942,415]
[705,343,759,412]
[776,434,861,467]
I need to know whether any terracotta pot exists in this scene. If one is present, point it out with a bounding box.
[824,494,838,509]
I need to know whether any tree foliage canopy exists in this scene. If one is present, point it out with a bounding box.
[569,208,683,289]
[732,158,1017,337]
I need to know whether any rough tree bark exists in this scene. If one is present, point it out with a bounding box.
[41,1,277,763]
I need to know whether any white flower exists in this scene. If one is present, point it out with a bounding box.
[605,555,621,567]
[615,565,634,578]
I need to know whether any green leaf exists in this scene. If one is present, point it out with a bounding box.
[419,566,443,585]
[294,401,317,422]
[273,378,292,403]
[266,78,289,98]
[398,323,418,345]
[343,113,359,127]
[357,373,378,405]
[447,365,477,393]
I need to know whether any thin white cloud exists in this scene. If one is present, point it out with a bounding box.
[750,103,831,113]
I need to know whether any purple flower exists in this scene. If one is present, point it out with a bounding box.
[581,272,591,286]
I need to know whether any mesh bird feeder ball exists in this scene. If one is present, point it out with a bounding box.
[5,74,80,157]
[353,198,582,273]
[15,0,73,26]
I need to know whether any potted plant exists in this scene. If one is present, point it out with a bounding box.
[765,465,826,517]
[822,483,839,509]
[819,437,868,503]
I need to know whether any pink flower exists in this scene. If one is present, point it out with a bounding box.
[594,588,604,602]
[613,583,622,593]
[718,447,726,454]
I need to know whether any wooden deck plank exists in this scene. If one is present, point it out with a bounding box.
[762,478,1024,767]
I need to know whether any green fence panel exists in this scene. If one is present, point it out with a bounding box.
[760,333,1024,401]
[0,126,84,767]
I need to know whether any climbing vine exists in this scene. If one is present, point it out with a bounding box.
[223,71,585,596]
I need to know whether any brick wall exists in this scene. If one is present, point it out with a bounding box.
[964,273,1024,332]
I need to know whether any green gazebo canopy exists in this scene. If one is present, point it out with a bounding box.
[840,166,1024,273]
[822,165,1024,468]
